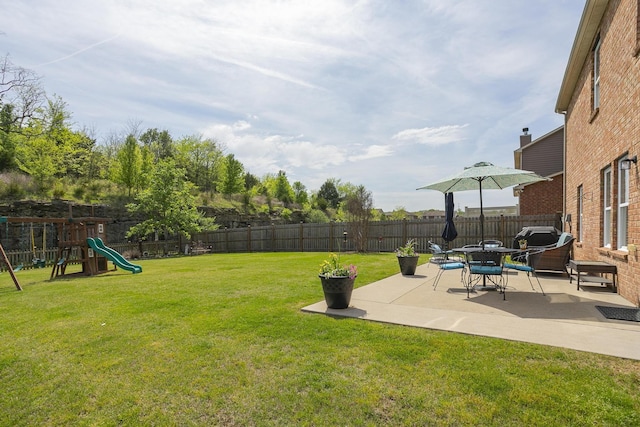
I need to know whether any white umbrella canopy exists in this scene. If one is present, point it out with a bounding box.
[417,161,549,193]
[417,162,550,246]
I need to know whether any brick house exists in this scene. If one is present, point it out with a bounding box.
[555,0,640,304]
[513,127,564,216]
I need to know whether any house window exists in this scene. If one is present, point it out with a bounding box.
[577,185,583,242]
[618,158,630,250]
[594,36,601,110]
[603,167,612,247]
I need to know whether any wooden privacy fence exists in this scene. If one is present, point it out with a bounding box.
[190,214,562,254]
[0,214,561,270]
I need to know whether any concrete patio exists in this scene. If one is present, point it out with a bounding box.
[302,262,640,360]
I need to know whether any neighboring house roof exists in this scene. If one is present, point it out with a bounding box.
[555,0,609,113]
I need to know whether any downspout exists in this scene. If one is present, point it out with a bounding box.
[561,112,568,234]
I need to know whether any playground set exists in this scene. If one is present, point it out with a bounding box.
[0,216,142,290]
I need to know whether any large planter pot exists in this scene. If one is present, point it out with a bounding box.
[319,275,356,309]
[397,255,419,275]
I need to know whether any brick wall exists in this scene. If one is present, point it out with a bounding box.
[564,0,640,304]
[519,175,564,216]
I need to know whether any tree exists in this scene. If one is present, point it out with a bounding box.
[292,181,309,205]
[140,128,174,161]
[389,207,408,220]
[126,159,217,246]
[244,172,260,191]
[0,55,45,171]
[317,179,341,209]
[40,96,95,179]
[138,144,154,191]
[274,170,294,205]
[219,154,245,196]
[112,134,142,196]
[343,185,374,252]
[174,134,224,192]
[0,103,17,170]
[15,132,57,194]
[0,54,44,130]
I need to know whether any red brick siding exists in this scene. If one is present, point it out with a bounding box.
[564,0,640,304]
[519,175,564,216]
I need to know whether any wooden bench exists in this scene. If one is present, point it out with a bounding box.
[568,260,617,292]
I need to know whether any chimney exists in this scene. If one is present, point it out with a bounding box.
[520,127,531,147]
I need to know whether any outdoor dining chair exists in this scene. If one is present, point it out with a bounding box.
[503,247,546,297]
[432,260,466,291]
[465,249,505,298]
[427,241,462,266]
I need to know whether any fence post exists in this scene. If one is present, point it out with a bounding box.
[271,223,275,252]
[329,222,334,252]
[402,219,408,244]
[299,222,304,252]
[225,227,229,253]
[247,225,251,253]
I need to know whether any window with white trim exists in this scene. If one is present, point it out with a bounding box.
[603,167,612,247]
[618,158,629,250]
[594,37,601,110]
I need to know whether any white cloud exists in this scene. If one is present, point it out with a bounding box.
[351,145,394,161]
[392,125,469,146]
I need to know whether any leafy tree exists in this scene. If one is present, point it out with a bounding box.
[112,134,142,196]
[219,153,245,196]
[126,159,217,245]
[389,207,409,220]
[244,172,260,191]
[292,181,308,205]
[174,135,223,192]
[40,96,94,179]
[15,132,57,194]
[274,170,294,205]
[138,144,154,191]
[306,208,330,223]
[139,128,174,161]
[0,103,17,170]
[317,179,341,209]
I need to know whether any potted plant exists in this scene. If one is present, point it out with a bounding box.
[318,253,358,309]
[396,239,420,275]
[518,239,528,250]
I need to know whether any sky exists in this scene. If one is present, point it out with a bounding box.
[0,0,585,212]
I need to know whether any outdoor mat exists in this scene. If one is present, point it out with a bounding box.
[596,305,640,322]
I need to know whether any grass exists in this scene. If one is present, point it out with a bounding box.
[1,253,639,426]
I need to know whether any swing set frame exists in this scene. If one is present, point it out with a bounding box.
[0,216,112,290]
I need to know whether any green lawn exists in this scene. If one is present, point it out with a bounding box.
[1,253,639,426]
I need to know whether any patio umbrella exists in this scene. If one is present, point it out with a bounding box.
[441,192,458,248]
[417,162,549,247]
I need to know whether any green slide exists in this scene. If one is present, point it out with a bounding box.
[87,237,142,274]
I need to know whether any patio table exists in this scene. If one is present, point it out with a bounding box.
[452,247,517,295]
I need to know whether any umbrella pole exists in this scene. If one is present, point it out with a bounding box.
[478,178,490,289]
[479,179,485,249]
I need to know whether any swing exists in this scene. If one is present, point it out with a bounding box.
[30,223,46,268]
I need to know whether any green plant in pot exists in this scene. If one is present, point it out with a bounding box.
[318,253,358,309]
[396,238,420,275]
